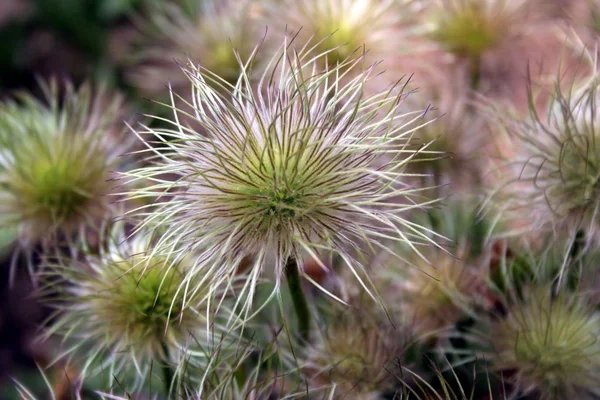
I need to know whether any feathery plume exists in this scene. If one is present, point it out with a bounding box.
[0,81,129,249]
[38,225,235,391]
[123,35,441,320]
[484,73,600,256]
[484,285,600,399]
[130,0,262,97]
[263,0,419,72]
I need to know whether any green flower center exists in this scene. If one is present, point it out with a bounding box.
[233,144,315,229]
[432,3,502,58]
[314,20,362,65]
[113,260,184,334]
[499,291,600,388]
[28,158,91,220]
[206,40,243,84]
[550,135,600,213]
[267,188,300,218]
[4,131,110,231]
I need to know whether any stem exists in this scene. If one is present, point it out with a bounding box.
[285,257,311,342]
[569,229,585,262]
[161,341,174,397]
[469,55,481,92]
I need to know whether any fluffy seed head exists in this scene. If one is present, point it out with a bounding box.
[264,0,416,69]
[301,311,404,398]
[426,0,531,60]
[124,36,440,308]
[374,201,490,339]
[130,0,261,95]
[487,286,600,399]
[40,226,223,388]
[486,78,600,243]
[388,246,482,339]
[0,82,128,246]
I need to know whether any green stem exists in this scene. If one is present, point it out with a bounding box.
[161,341,174,397]
[469,55,481,92]
[285,257,311,342]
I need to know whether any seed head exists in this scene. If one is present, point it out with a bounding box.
[300,311,405,398]
[130,0,262,96]
[375,201,490,339]
[40,226,228,389]
[486,286,600,399]
[264,0,417,70]
[486,78,600,246]
[426,0,532,60]
[124,36,440,309]
[390,246,482,339]
[0,82,128,248]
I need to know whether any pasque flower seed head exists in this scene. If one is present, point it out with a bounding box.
[124,35,441,315]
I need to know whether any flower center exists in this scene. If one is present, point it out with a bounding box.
[550,136,600,212]
[315,20,361,65]
[267,188,300,218]
[115,260,184,334]
[432,3,501,58]
[207,41,242,83]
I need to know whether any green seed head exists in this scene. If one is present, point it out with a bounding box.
[428,0,529,60]
[124,35,442,321]
[548,132,600,216]
[96,257,185,344]
[0,82,124,245]
[265,0,411,73]
[304,313,403,396]
[132,0,260,94]
[432,2,500,58]
[489,79,600,240]
[490,286,600,399]
[314,19,363,66]
[41,229,220,389]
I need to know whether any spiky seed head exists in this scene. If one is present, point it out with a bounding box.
[388,245,482,339]
[130,0,262,96]
[40,226,228,389]
[301,311,404,398]
[374,201,490,339]
[486,78,600,244]
[0,82,128,247]
[264,0,417,69]
[486,285,600,399]
[426,0,531,60]
[123,36,441,309]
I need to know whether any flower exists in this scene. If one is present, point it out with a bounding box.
[374,200,491,340]
[388,246,482,338]
[124,35,441,313]
[0,81,129,248]
[299,310,405,398]
[39,225,234,390]
[263,0,418,71]
[129,0,262,97]
[419,0,555,105]
[482,285,600,399]
[485,76,600,248]
[425,0,532,61]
